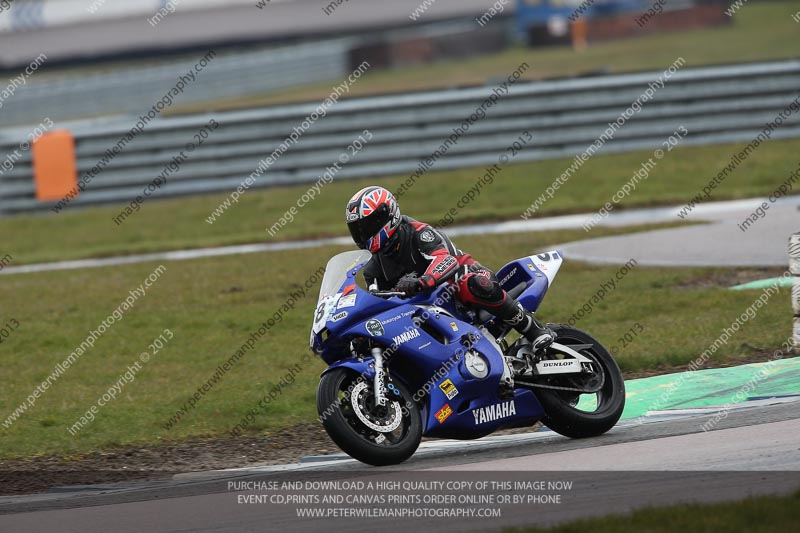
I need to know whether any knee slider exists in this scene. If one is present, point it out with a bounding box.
[466,273,503,303]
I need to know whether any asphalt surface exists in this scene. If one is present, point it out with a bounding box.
[561,196,800,267]
[438,417,800,471]
[2,401,799,531]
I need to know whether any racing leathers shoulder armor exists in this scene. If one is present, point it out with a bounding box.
[363,217,473,291]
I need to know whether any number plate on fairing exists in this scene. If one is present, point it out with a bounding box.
[312,293,341,334]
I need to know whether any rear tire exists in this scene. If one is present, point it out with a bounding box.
[535,324,625,438]
[317,368,422,466]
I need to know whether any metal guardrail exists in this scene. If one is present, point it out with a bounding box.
[1,59,799,215]
[0,39,353,127]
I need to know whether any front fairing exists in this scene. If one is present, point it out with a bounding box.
[310,251,463,362]
[309,250,392,357]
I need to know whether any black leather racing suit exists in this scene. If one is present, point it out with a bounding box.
[363,216,540,335]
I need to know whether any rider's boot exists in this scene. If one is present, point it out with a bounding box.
[501,301,556,353]
[495,299,556,401]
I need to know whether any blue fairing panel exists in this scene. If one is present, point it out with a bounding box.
[321,357,376,380]
[496,250,563,313]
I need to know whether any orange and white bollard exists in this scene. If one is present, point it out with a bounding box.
[571,19,588,52]
[791,232,800,349]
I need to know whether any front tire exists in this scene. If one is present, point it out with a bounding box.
[535,324,625,438]
[317,368,422,466]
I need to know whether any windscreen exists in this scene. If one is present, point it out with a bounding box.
[310,250,371,343]
[316,250,371,303]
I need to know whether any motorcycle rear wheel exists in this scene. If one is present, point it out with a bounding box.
[317,368,422,466]
[534,324,626,438]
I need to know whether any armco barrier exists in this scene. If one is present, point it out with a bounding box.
[1,59,799,215]
[0,39,353,127]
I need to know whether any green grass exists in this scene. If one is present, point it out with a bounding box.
[172,2,800,113]
[508,490,800,533]
[2,137,799,266]
[0,225,792,459]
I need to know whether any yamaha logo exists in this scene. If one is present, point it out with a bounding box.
[392,328,421,345]
[472,400,516,425]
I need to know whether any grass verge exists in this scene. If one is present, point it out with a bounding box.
[1,137,799,266]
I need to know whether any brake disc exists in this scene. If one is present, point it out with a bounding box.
[349,381,402,433]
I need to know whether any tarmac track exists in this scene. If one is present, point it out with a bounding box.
[1,401,799,532]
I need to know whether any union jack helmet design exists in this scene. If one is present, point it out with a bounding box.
[345,186,401,253]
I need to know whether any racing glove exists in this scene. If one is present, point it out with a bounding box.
[395,274,436,296]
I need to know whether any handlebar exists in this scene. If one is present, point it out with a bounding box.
[370,290,406,298]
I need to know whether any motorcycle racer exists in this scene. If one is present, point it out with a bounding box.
[345,185,556,353]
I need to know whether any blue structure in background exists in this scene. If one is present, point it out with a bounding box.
[515,0,647,41]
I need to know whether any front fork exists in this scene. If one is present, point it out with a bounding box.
[372,346,387,406]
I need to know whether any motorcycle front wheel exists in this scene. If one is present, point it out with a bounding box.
[316,368,422,466]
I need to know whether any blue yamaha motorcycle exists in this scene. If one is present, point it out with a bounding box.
[311,250,625,466]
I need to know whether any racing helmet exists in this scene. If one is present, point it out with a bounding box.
[345,186,401,253]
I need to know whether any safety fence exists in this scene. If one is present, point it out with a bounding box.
[1,59,799,215]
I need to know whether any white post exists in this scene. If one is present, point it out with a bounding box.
[791,233,800,350]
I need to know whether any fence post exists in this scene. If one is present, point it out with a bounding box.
[791,232,800,350]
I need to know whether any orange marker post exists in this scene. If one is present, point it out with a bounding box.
[571,18,588,52]
[32,130,78,202]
